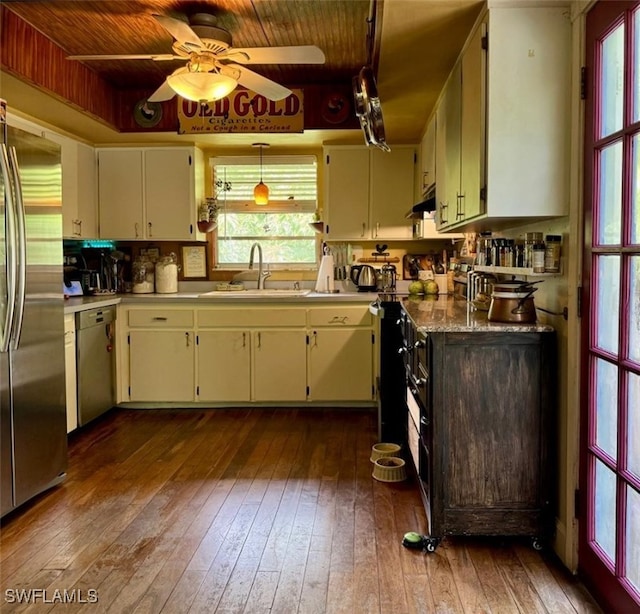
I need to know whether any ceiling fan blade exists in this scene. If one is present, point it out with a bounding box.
[147,78,177,103]
[219,45,325,65]
[67,54,181,61]
[152,13,203,48]
[219,64,292,101]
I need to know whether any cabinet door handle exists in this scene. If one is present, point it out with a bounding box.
[148,221,153,237]
[374,222,380,238]
[185,332,190,347]
[257,332,261,348]
[420,416,430,427]
[134,222,140,238]
[361,222,366,237]
[242,332,246,347]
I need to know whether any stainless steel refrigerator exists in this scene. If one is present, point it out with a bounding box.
[0,100,67,518]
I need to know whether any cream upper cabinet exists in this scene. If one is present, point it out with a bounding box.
[253,330,307,402]
[370,147,416,240]
[63,141,98,239]
[420,114,436,196]
[324,145,416,241]
[323,147,370,240]
[40,131,97,239]
[97,149,144,239]
[435,5,570,231]
[98,147,205,240]
[436,63,462,230]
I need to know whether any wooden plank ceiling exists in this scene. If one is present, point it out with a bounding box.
[1,0,373,133]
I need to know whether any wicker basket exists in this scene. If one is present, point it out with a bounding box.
[372,456,407,482]
[370,442,402,463]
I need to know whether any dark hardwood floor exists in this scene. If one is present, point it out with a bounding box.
[0,408,602,613]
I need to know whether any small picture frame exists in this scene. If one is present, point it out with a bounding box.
[181,245,207,278]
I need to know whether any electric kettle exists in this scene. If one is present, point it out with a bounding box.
[350,264,377,292]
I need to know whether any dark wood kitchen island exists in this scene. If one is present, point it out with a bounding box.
[399,295,556,552]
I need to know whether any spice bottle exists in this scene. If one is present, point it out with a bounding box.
[544,235,562,273]
[532,243,546,273]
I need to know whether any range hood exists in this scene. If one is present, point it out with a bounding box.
[405,191,436,219]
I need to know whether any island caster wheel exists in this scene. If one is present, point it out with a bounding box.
[423,537,440,553]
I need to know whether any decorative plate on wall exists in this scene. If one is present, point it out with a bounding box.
[133,99,163,128]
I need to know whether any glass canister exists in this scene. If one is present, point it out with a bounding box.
[155,253,179,294]
[132,256,155,293]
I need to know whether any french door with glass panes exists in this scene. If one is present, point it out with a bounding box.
[582,2,640,612]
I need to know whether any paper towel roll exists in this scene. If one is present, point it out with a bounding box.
[315,254,335,292]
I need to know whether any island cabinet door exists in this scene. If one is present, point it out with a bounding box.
[129,330,196,402]
[307,328,374,401]
[197,331,250,402]
[431,331,553,539]
[252,330,307,402]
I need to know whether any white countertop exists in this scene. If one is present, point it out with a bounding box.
[64,291,379,314]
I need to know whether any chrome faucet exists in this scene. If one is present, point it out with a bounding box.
[248,242,271,289]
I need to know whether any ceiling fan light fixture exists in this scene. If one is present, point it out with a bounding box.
[167,70,237,102]
[253,143,270,205]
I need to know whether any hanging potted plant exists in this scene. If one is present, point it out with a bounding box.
[197,197,220,233]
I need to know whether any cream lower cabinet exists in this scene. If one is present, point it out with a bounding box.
[125,308,196,402]
[119,303,375,405]
[64,314,78,433]
[307,306,375,402]
[197,307,307,403]
[198,330,251,402]
[253,330,307,401]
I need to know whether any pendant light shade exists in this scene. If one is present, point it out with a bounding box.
[253,143,270,205]
[167,68,237,103]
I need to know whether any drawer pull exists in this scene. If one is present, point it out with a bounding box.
[152,317,168,321]
[329,316,348,324]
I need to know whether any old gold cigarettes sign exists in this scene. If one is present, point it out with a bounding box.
[178,89,304,134]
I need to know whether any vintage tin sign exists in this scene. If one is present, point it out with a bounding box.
[177,89,304,134]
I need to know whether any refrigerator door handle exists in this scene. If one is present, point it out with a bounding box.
[0,144,18,353]
[8,146,26,350]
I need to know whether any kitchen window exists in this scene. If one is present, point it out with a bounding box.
[211,155,318,268]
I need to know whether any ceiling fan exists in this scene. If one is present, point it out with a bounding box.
[67,12,325,103]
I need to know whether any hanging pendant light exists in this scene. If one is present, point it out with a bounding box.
[253,143,270,205]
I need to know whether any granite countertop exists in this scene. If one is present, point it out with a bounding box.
[64,291,379,314]
[402,295,554,333]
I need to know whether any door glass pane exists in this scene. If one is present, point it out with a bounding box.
[629,372,640,478]
[601,23,625,138]
[632,135,640,244]
[594,357,619,460]
[595,255,620,354]
[598,142,623,245]
[635,9,640,123]
[630,256,640,365]
[626,485,640,593]
[594,459,617,562]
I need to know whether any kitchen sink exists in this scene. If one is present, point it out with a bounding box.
[198,289,311,298]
